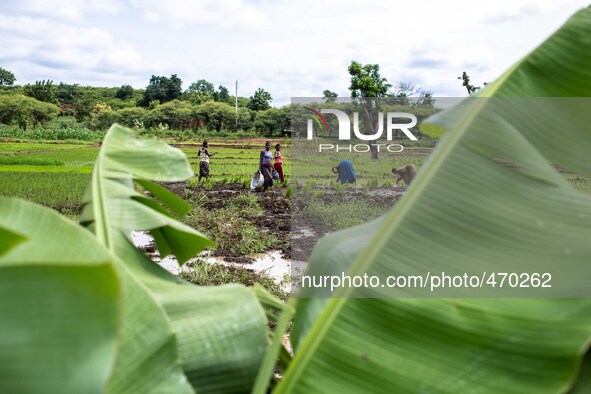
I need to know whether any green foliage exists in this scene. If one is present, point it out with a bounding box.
[348,61,391,99]
[0,172,89,214]
[248,88,273,111]
[284,185,294,199]
[139,74,183,107]
[0,198,121,394]
[253,107,289,136]
[0,94,60,130]
[365,178,378,187]
[144,100,194,129]
[0,67,16,86]
[285,8,591,393]
[236,106,254,131]
[115,84,134,100]
[458,71,485,95]
[303,198,389,230]
[214,85,230,103]
[185,79,215,104]
[73,91,100,120]
[78,125,268,391]
[113,106,147,128]
[181,261,287,301]
[194,100,236,131]
[23,80,58,104]
[0,123,97,140]
[184,192,280,255]
[322,89,338,102]
[56,82,80,106]
[0,125,270,393]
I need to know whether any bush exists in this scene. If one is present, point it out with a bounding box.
[0,94,60,130]
[113,107,147,128]
[144,100,195,129]
[193,101,235,131]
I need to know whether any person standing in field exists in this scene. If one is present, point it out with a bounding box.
[260,141,274,190]
[198,140,217,182]
[273,143,285,183]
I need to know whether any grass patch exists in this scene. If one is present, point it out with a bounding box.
[0,156,64,166]
[0,142,93,153]
[180,260,287,300]
[184,192,278,255]
[302,199,392,231]
[0,172,89,214]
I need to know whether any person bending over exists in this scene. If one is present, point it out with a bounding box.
[332,160,356,184]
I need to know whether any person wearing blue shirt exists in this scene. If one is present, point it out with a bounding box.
[332,160,356,184]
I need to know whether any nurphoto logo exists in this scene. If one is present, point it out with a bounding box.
[304,107,419,153]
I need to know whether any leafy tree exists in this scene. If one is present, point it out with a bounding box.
[194,101,236,131]
[234,96,251,108]
[236,107,254,131]
[253,107,290,136]
[139,74,182,107]
[323,90,338,103]
[184,79,215,105]
[0,94,59,130]
[348,60,392,159]
[23,80,58,104]
[0,67,16,86]
[214,85,230,103]
[2,9,591,393]
[73,92,100,121]
[417,91,435,107]
[115,84,134,100]
[144,100,194,130]
[113,107,147,128]
[248,88,273,111]
[348,61,392,99]
[55,83,80,106]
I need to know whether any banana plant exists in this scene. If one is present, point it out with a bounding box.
[0,125,269,393]
[278,7,591,394]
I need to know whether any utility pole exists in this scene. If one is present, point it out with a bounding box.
[235,80,238,131]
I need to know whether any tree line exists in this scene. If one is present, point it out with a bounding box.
[0,62,441,136]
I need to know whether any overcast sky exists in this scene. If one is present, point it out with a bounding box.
[0,0,589,105]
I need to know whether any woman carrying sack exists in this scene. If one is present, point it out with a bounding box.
[259,141,274,190]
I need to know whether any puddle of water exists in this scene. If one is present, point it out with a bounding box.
[130,230,305,293]
[131,231,153,248]
[292,227,316,240]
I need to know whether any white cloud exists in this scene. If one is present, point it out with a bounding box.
[0,0,589,103]
[0,14,144,85]
[129,0,267,28]
[0,0,123,20]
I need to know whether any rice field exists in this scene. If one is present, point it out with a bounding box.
[2,138,591,218]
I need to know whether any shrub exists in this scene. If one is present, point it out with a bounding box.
[0,94,60,130]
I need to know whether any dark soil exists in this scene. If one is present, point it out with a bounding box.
[162,181,292,262]
[160,181,402,263]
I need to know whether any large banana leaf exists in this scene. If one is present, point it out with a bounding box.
[80,124,268,393]
[80,124,213,262]
[115,241,269,393]
[280,7,591,393]
[0,198,120,394]
[0,226,26,255]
